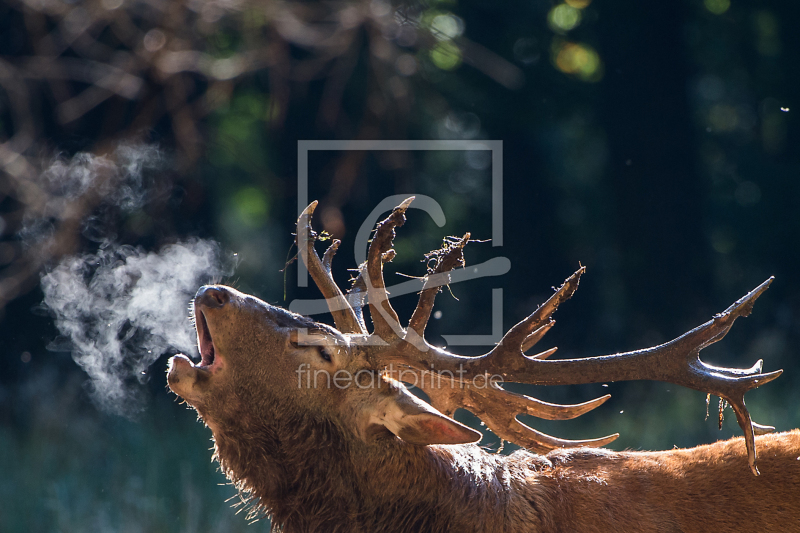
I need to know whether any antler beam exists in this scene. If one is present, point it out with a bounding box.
[295,199,782,475]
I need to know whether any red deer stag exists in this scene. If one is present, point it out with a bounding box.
[168,198,800,532]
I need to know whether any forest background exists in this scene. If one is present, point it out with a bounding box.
[0,0,798,530]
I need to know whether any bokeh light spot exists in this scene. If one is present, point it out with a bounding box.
[143,29,166,52]
[430,41,462,71]
[231,186,269,228]
[553,41,603,82]
[430,13,465,41]
[101,0,123,10]
[565,0,592,8]
[513,37,540,65]
[395,54,418,76]
[548,4,582,33]
[703,0,730,15]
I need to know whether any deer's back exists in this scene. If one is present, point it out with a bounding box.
[525,430,800,533]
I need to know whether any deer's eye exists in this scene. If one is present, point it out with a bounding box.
[319,348,333,363]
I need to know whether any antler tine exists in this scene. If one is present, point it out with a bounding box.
[522,321,556,353]
[408,233,470,337]
[346,272,368,334]
[322,239,340,273]
[421,381,618,453]
[490,267,584,370]
[362,197,414,341]
[498,418,620,455]
[347,250,400,335]
[296,202,366,335]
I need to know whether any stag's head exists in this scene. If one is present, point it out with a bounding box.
[167,283,481,448]
[168,197,780,483]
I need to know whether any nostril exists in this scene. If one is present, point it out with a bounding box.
[196,286,230,309]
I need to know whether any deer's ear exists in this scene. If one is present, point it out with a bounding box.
[369,380,482,446]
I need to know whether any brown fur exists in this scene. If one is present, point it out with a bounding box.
[532,431,800,532]
[211,400,800,533]
[168,286,800,532]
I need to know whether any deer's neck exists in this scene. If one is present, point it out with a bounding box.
[349,441,546,533]
[210,409,361,531]
[210,414,544,533]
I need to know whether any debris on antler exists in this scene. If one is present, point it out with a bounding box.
[409,233,470,337]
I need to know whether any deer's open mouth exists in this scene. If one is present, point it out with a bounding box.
[196,310,216,368]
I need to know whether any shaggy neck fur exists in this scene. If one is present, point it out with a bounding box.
[208,401,543,533]
[207,400,800,533]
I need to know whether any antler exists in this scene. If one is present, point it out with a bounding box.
[296,201,366,335]
[295,198,782,475]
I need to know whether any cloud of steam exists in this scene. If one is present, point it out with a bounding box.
[19,145,165,254]
[36,146,232,417]
[42,241,228,416]
[41,144,159,208]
